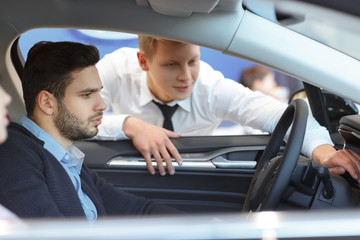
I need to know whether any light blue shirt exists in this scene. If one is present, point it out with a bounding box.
[18,115,97,222]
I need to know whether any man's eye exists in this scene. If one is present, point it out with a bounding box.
[82,92,92,97]
[189,59,199,65]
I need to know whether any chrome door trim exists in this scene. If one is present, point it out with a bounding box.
[106,146,263,169]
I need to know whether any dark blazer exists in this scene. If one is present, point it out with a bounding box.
[0,123,177,219]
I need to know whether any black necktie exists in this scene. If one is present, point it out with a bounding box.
[152,100,178,131]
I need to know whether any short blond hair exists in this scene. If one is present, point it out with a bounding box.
[138,35,184,60]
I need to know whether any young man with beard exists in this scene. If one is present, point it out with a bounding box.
[0,41,178,221]
[96,35,360,181]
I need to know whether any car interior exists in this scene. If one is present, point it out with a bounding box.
[9,33,360,215]
[1,2,360,237]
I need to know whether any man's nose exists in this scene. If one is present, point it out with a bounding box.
[95,93,107,111]
[0,87,11,106]
[4,93,11,106]
[178,66,191,81]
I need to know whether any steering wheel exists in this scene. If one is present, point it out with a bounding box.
[243,99,308,212]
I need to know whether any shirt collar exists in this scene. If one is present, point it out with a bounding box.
[65,145,85,174]
[139,73,153,107]
[139,75,191,112]
[18,115,84,169]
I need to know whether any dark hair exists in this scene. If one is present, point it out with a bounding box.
[240,66,271,89]
[21,41,100,116]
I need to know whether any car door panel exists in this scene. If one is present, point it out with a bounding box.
[76,135,270,213]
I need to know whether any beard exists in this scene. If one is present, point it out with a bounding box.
[55,102,102,141]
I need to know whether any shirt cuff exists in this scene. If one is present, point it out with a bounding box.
[94,114,131,140]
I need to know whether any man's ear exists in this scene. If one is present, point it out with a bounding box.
[36,90,57,115]
[137,51,149,71]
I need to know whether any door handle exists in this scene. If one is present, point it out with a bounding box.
[211,156,256,168]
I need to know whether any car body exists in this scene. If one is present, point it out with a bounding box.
[1,0,360,239]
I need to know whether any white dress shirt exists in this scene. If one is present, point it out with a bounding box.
[95,47,333,158]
